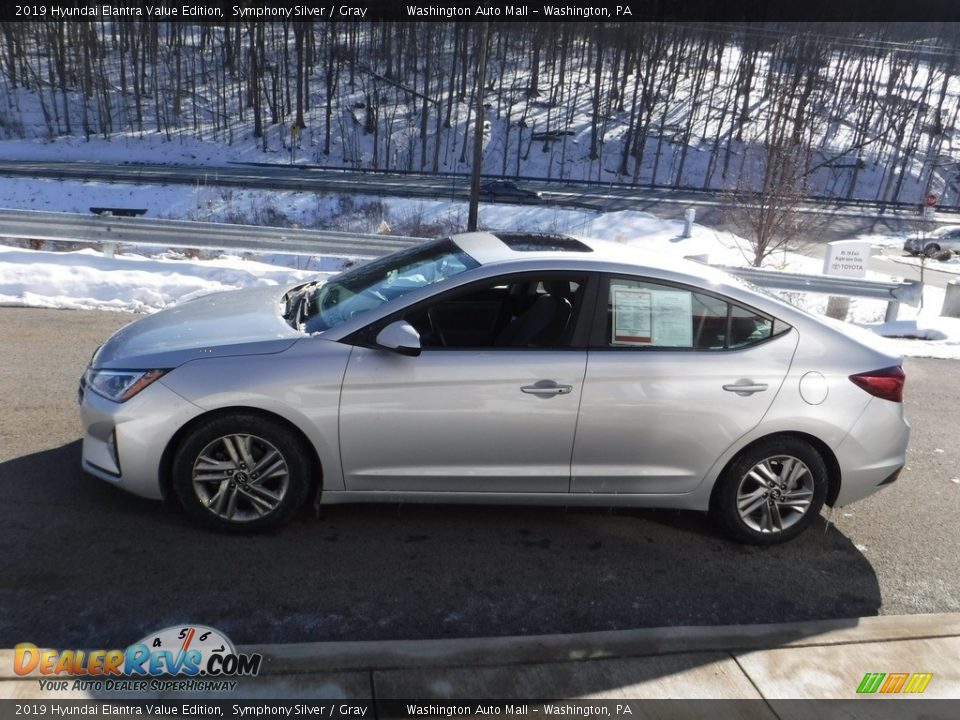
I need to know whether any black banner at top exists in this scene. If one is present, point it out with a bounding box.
[3,0,960,23]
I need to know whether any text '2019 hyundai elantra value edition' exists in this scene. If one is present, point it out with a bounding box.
[79,232,909,544]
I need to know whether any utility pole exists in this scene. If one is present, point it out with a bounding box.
[467,22,489,232]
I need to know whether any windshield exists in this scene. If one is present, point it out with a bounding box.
[302,239,479,333]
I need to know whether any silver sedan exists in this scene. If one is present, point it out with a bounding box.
[903,225,960,256]
[79,232,909,544]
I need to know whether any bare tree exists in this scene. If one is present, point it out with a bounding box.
[293,21,307,130]
[725,142,813,267]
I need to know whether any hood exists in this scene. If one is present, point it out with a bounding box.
[93,284,304,369]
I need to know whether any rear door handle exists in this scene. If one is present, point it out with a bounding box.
[722,380,768,396]
[521,381,573,397]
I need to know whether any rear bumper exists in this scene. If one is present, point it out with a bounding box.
[833,397,910,506]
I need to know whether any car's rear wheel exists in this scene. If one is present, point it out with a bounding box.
[172,414,312,532]
[924,243,941,257]
[711,437,828,545]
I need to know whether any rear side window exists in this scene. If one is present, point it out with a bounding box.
[603,278,789,350]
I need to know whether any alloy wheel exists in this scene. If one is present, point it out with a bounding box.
[736,455,815,534]
[191,433,290,522]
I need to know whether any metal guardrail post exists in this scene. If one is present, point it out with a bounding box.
[683,208,695,239]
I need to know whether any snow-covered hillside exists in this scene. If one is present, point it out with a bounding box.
[2,22,960,207]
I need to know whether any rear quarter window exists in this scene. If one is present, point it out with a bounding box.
[603,278,790,350]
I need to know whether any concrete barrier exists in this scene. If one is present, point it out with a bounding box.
[942,279,960,318]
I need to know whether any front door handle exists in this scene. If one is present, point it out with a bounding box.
[521,381,573,397]
[722,380,769,396]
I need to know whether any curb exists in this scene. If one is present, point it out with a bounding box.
[3,613,958,680]
[247,612,960,676]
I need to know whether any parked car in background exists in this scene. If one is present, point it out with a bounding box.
[79,232,909,544]
[903,225,960,256]
[479,179,542,202]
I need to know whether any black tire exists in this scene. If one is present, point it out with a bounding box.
[172,413,313,532]
[924,243,941,257]
[710,437,828,545]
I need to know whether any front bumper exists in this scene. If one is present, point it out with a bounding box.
[80,378,202,500]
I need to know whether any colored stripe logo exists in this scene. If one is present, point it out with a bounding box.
[857,672,933,694]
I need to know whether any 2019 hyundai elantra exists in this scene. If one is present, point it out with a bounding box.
[79,232,909,544]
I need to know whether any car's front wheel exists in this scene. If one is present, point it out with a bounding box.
[711,437,828,545]
[172,414,313,532]
[924,243,941,257]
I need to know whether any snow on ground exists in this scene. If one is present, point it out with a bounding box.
[0,133,246,167]
[0,245,319,313]
[885,253,960,277]
[858,233,911,250]
[0,175,346,228]
[859,313,960,360]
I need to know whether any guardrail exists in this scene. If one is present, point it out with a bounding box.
[0,207,920,321]
[712,263,921,321]
[0,208,420,258]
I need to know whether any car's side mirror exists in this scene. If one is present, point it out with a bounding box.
[375,320,421,357]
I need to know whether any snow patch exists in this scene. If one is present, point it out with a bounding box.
[0,245,318,314]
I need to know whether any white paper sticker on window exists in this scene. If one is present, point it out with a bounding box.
[612,287,652,344]
[651,290,693,347]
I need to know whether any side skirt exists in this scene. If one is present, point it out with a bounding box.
[318,490,710,512]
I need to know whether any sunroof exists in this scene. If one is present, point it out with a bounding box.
[494,233,593,253]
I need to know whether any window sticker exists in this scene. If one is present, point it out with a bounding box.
[650,290,693,347]
[612,287,652,345]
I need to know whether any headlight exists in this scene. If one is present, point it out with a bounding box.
[83,369,168,403]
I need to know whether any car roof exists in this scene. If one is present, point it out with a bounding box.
[447,230,817,324]
[931,225,960,236]
[450,231,734,283]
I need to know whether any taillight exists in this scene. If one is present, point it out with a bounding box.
[849,366,905,403]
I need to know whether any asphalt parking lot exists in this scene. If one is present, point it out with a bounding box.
[1,306,958,648]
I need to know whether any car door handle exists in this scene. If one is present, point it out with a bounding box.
[722,381,768,396]
[521,382,573,397]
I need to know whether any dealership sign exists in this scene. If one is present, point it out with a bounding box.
[823,240,870,278]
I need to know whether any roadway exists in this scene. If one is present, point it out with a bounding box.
[0,307,957,648]
[1,159,957,243]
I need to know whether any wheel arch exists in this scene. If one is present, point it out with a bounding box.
[158,406,325,504]
[709,431,841,509]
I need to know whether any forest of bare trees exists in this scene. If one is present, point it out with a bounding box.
[1,20,959,208]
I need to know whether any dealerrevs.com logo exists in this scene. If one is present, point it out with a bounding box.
[14,625,261,693]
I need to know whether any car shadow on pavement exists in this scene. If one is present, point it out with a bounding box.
[0,441,880,652]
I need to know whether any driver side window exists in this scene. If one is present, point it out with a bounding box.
[404,275,586,349]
